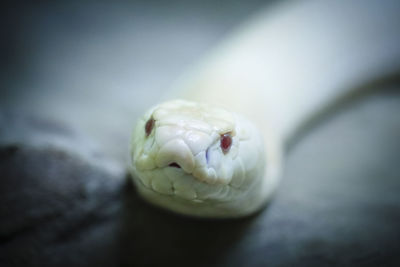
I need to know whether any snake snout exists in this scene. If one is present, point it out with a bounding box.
[155,138,195,173]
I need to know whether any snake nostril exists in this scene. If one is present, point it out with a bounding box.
[169,162,181,168]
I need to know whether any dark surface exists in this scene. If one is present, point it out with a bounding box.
[1,89,400,267]
[0,145,121,267]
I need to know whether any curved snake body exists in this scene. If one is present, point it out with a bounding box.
[130,0,400,218]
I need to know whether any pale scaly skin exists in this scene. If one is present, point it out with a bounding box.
[130,0,400,218]
[130,100,281,218]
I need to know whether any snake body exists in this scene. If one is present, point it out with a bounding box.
[130,0,400,218]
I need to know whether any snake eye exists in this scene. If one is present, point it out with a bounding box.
[145,117,155,137]
[220,133,232,154]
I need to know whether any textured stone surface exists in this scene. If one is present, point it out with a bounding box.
[0,145,122,266]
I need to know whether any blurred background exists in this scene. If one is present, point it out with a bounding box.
[0,0,279,167]
[0,0,400,266]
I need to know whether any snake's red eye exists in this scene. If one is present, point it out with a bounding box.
[145,117,155,137]
[220,133,232,154]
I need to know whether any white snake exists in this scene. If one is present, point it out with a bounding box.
[130,0,400,218]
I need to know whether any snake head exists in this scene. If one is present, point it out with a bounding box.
[130,99,273,218]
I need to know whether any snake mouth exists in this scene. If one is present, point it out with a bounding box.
[169,162,181,168]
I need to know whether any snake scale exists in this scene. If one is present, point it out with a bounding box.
[130,0,400,218]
